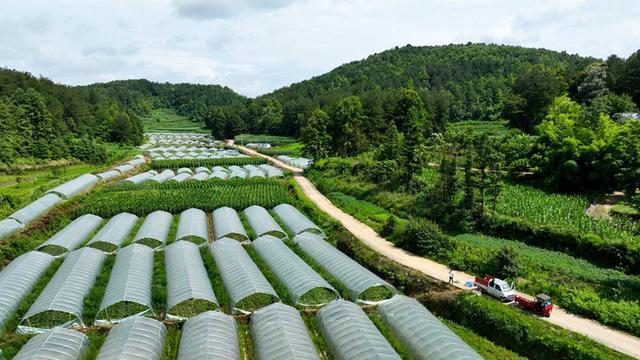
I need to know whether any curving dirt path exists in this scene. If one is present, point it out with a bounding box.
[235,144,640,359]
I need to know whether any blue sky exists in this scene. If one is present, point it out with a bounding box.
[1,0,638,96]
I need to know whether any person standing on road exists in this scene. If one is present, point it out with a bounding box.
[448,269,454,285]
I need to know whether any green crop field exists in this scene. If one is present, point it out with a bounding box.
[141,108,209,133]
[234,133,298,145]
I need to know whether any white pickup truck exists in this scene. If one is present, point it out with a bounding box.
[474,275,516,302]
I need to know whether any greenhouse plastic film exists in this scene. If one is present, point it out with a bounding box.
[212,207,248,241]
[96,317,166,360]
[273,204,324,237]
[36,214,103,256]
[244,205,287,239]
[13,328,89,360]
[96,170,120,181]
[123,171,156,185]
[114,164,135,173]
[251,303,320,360]
[210,170,229,180]
[149,169,175,183]
[46,173,99,199]
[87,212,139,253]
[377,295,482,360]
[0,251,54,336]
[20,247,106,333]
[252,235,337,306]
[209,238,279,314]
[317,300,400,360]
[96,244,154,324]
[0,218,24,239]
[9,193,62,225]
[190,172,209,181]
[176,208,209,244]
[133,210,173,249]
[177,311,240,360]
[165,241,218,320]
[295,233,396,303]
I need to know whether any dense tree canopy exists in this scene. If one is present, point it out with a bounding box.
[0,68,144,165]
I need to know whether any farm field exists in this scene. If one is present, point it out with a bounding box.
[141,108,210,133]
[307,160,640,337]
[1,134,631,359]
[447,120,510,134]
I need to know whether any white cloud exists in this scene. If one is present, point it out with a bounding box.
[0,0,638,96]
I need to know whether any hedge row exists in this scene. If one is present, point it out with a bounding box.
[422,292,632,360]
[481,213,640,274]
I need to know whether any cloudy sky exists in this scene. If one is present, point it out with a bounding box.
[1,0,639,96]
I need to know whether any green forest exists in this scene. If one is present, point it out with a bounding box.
[2,43,640,194]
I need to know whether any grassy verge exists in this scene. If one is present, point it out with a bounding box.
[84,255,116,323]
[302,314,332,360]
[161,325,182,360]
[442,319,525,359]
[237,320,255,360]
[424,291,632,360]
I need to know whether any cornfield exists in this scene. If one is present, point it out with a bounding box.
[150,158,266,169]
[496,184,640,245]
[80,183,294,217]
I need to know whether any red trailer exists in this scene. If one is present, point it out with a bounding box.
[514,294,553,317]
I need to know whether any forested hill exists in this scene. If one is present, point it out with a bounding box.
[86,79,247,123]
[0,68,144,165]
[259,44,597,133]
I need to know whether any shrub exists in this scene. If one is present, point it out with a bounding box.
[395,218,454,257]
[423,292,631,360]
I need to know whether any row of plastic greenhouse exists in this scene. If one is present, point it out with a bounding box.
[276,155,313,169]
[123,165,284,184]
[148,149,248,160]
[0,199,481,359]
[0,156,146,240]
[9,296,480,360]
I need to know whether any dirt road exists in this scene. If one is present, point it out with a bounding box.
[235,144,640,358]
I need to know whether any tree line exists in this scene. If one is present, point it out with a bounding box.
[0,68,144,165]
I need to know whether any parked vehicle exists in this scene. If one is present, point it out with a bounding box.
[474,275,515,302]
[515,294,553,317]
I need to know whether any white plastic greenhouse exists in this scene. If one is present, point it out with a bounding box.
[273,204,324,237]
[96,170,121,181]
[212,207,248,241]
[0,251,54,335]
[294,233,396,303]
[36,214,103,256]
[13,328,89,360]
[165,241,218,320]
[377,295,481,360]
[123,171,157,185]
[133,210,173,249]
[209,238,279,314]
[87,212,139,253]
[96,317,166,360]
[210,170,229,180]
[251,303,320,360]
[20,247,106,333]
[177,311,240,360]
[114,164,135,173]
[46,173,99,199]
[170,172,192,182]
[244,205,287,239]
[9,193,62,225]
[252,235,338,306]
[0,218,24,239]
[96,244,154,324]
[317,300,400,360]
[190,172,209,181]
[149,169,175,183]
[176,208,209,244]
